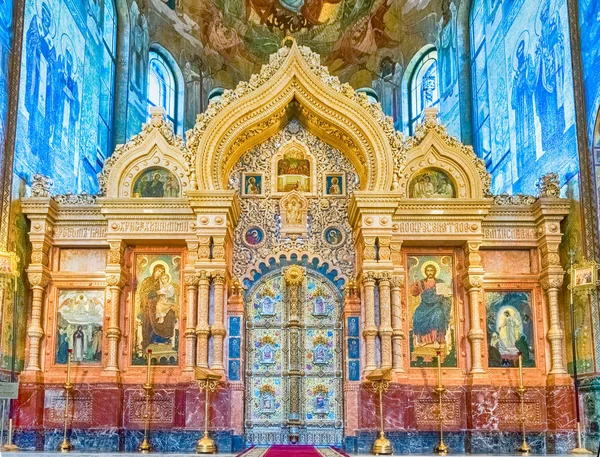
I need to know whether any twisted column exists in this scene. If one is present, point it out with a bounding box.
[378,273,393,369]
[210,271,226,372]
[363,272,377,372]
[196,270,210,368]
[184,274,199,371]
[390,276,404,372]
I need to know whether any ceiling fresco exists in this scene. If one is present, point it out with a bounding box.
[148,0,447,88]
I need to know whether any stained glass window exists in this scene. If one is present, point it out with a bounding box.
[409,49,439,134]
[148,50,176,125]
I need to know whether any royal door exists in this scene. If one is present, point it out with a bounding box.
[245,265,343,445]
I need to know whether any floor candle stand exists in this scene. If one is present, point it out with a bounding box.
[367,368,393,455]
[516,352,531,455]
[59,350,73,452]
[195,368,221,454]
[139,349,153,453]
[434,351,448,455]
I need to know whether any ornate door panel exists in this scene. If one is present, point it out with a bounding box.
[245,267,343,445]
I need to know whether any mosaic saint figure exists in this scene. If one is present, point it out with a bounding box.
[53,45,80,150]
[511,38,537,171]
[535,1,565,151]
[328,177,341,195]
[246,176,260,195]
[410,263,451,345]
[25,1,56,166]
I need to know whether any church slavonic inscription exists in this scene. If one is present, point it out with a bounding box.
[111,221,190,233]
[396,221,477,235]
[483,227,537,241]
[54,226,107,239]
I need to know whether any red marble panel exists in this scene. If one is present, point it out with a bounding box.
[14,384,44,428]
[546,385,576,430]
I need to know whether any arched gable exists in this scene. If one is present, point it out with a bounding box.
[187,38,404,193]
[98,108,191,198]
[398,108,491,199]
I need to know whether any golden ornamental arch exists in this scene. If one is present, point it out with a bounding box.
[187,38,403,193]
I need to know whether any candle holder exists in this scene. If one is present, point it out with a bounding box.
[434,351,448,455]
[516,353,531,455]
[367,368,393,455]
[568,254,596,455]
[3,418,19,451]
[139,349,153,453]
[59,350,73,452]
[194,368,221,454]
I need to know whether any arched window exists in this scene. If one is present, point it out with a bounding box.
[470,0,491,164]
[97,0,117,165]
[148,50,177,126]
[408,49,439,134]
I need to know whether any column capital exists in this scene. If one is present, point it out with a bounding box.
[211,270,226,284]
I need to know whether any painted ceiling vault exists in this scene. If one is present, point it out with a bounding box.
[148,0,448,88]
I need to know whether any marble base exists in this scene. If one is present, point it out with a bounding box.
[14,429,245,453]
[344,431,581,454]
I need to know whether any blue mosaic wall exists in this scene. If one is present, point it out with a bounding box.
[579,0,600,147]
[228,316,241,381]
[0,0,12,165]
[470,0,579,195]
[14,0,116,194]
[347,316,360,381]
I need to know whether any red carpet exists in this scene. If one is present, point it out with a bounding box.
[238,445,345,457]
[265,445,323,457]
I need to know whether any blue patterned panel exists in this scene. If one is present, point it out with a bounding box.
[228,359,241,381]
[347,317,359,337]
[348,338,360,359]
[229,337,241,359]
[229,316,241,336]
[348,360,360,381]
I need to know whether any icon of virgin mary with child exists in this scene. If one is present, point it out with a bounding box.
[137,260,179,352]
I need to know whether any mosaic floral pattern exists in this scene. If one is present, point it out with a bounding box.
[304,377,337,422]
[249,377,284,422]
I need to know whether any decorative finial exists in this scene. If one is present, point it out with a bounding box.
[536,172,560,198]
[30,174,53,198]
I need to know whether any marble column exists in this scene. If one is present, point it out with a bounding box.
[464,275,485,374]
[463,242,486,376]
[390,276,404,372]
[184,273,199,371]
[363,272,377,372]
[24,273,49,371]
[105,274,124,371]
[196,270,210,368]
[378,273,393,370]
[543,276,567,374]
[210,270,226,372]
[104,241,126,373]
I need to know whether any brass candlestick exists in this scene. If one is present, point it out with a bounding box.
[367,368,393,455]
[139,349,153,453]
[59,350,73,452]
[194,368,220,454]
[434,351,448,455]
[516,353,531,455]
